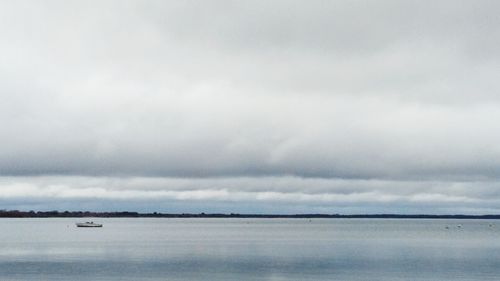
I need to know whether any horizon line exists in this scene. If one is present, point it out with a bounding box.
[1,210,500,219]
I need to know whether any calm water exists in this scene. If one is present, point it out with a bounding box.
[0,218,499,280]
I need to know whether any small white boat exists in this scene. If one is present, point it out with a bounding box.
[76,221,103,227]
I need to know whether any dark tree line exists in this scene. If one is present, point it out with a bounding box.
[1,210,500,219]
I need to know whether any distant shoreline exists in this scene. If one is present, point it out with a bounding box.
[1,210,500,219]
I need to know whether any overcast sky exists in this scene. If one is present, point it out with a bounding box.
[1,0,500,214]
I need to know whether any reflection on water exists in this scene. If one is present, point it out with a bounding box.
[0,218,499,280]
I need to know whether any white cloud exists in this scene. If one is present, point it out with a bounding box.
[0,176,496,213]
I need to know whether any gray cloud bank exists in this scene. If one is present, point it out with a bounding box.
[0,1,500,213]
[1,176,499,214]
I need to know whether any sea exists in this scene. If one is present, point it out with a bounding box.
[0,218,499,280]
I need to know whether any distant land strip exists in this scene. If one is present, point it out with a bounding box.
[1,210,500,219]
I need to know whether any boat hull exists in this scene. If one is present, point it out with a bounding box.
[76,223,103,227]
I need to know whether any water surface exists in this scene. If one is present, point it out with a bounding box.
[0,218,498,280]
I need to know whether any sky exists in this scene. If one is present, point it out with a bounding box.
[1,0,500,214]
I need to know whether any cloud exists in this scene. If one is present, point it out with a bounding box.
[0,1,499,213]
[0,176,498,214]
[1,94,500,180]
